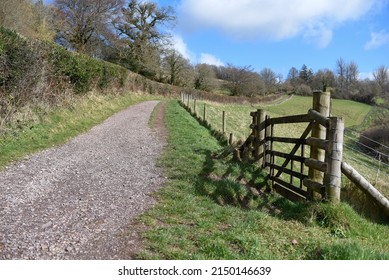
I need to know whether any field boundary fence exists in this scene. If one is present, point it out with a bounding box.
[179,91,389,216]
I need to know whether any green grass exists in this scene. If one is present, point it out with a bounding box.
[0,92,163,168]
[189,95,389,210]
[137,101,389,260]
[192,96,372,141]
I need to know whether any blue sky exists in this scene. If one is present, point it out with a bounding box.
[46,0,389,79]
[160,0,389,79]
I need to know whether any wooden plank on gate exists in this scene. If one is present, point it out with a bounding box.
[268,137,306,144]
[271,177,308,197]
[273,183,306,202]
[308,109,329,127]
[270,150,305,163]
[267,114,311,125]
[304,158,327,172]
[269,164,308,180]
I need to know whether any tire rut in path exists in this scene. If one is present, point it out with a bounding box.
[0,100,165,259]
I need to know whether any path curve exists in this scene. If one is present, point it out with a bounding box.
[0,101,165,259]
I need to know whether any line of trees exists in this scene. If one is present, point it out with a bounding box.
[1,0,388,105]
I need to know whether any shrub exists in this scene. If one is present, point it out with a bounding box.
[359,126,389,162]
[0,27,129,132]
[295,84,312,96]
[0,27,35,91]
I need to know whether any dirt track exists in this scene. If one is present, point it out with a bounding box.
[0,101,165,259]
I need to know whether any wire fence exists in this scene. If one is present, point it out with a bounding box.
[342,128,389,195]
[180,93,389,198]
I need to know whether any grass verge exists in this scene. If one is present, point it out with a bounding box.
[0,92,163,169]
[137,100,389,260]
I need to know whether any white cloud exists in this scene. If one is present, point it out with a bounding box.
[359,72,375,80]
[199,53,224,66]
[365,30,389,50]
[303,24,333,48]
[171,35,224,66]
[171,35,196,62]
[179,0,379,47]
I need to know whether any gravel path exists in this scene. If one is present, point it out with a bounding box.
[0,101,165,259]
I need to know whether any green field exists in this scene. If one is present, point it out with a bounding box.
[191,96,372,140]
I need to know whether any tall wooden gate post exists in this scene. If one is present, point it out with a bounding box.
[324,117,344,203]
[255,109,266,164]
[308,90,331,199]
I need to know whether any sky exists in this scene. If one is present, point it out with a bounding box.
[159,0,389,79]
[45,0,389,79]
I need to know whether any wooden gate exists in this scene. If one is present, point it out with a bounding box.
[238,91,344,202]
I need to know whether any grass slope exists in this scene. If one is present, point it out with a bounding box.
[137,101,389,260]
[191,96,372,141]
[190,96,389,213]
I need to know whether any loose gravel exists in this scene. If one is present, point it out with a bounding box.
[0,101,165,259]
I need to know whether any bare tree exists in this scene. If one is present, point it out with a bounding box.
[346,61,359,93]
[194,63,217,91]
[222,64,264,97]
[259,67,279,93]
[54,0,123,54]
[0,0,32,34]
[311,69,336,91]
[287,67,300,86]
[162,49,192,86]
[336,58,347,96]
[114,0,175,77]
[373,65,389,98]
[0,0,54,40]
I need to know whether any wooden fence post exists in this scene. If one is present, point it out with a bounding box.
[203,103,206,122]
[264,115,271,168]
[229,133,234,145]
[324,117,344,203]
[308,90,331,200]
[256,109,265,164]
[194,99,197,115]
[222,111,226,135]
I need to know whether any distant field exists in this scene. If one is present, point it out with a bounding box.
[192,95,372,140]
[190,95,389,203]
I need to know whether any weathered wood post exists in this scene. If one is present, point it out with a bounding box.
[263,115,271,164]
[222,111,226,135]
[308,90,331,200]
[193,99,197,116]
[229,133,234,145]
[324,117,344,203]
[256,109,266,164]
[203,103,206,122]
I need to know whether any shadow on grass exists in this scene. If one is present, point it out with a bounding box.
[192,148,319,222]
[179,101,389,228]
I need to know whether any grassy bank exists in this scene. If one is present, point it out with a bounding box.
[190,96,372,141]
[137,101,389,260]
[188,96,389,218]
[0,92,163,168]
